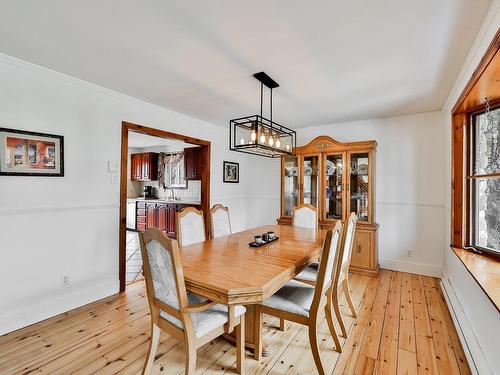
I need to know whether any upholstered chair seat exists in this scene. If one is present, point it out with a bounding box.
[296,263,346,285]
[160,293,246,338]
[261,280,315,317]
[295,262,319,283]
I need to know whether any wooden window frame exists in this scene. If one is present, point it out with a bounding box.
[464,104,500,258]
[451,28,500,260]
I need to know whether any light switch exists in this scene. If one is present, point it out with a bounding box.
[108,160,119,172]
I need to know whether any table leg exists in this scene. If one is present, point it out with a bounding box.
[225,304,272,358]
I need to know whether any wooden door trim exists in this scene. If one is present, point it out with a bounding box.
[119,121,211,292]
[450,28,500,248]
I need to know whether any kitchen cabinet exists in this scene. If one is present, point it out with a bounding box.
[278,135,379,276]
[135,201,201,238]
[131,152,158,181]
[184,147,202,180]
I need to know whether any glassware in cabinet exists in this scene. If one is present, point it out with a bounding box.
[282,155,299,216]
[348,152,370,222]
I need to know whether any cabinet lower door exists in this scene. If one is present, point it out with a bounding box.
[157,205,168,233]
[167,205,177,237]
[350,228,378,274]
[146,204,156,229]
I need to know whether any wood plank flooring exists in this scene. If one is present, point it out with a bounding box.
[0,270,471,374]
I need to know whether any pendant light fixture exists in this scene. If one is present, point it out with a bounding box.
[229,72,296,158]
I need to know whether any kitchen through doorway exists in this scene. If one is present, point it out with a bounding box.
[119,122,210,290]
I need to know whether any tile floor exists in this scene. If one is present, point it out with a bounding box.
[126,230,144,284]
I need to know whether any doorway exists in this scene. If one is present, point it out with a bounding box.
[119,121,211,291]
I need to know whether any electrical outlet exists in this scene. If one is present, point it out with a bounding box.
[407,249,413,257]
[111,174,118,184]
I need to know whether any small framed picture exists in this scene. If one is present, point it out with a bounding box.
[223,161,239,183]
[0,127,64,176]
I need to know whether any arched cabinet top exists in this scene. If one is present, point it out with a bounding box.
[294,135,377,155]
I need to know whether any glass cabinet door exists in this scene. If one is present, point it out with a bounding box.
[302,155,320,207]
[324,154,344,220]
[348,152,370,222]
[282,156,299,216]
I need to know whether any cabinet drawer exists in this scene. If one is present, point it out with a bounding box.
[137,208,146,216]
[351,230,373,270]
[136,216,146,224]
[137,202,146,209]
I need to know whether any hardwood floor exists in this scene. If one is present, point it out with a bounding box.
[0,270,470,374]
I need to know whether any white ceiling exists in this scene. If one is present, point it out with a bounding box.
[128,131,192,149]
[0,1,492,128]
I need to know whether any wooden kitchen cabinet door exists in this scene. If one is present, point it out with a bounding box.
[146,203,156,229]
[167,204,177,237]
[157,204,168,233]
[184,147,202,180]
[131,154,142,181]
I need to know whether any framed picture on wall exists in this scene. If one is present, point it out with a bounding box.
[0,127,64,176]
[223,161,239,183]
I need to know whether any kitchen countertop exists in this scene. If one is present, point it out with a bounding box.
[127,197,201,205]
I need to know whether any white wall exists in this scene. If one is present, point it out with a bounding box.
[0,53,280,335]
[439,1,500,373]
[298,111,446,276]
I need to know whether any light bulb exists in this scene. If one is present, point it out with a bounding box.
[240,138,245,145]
[285,144,290,151]
[276,139,281,148]
[268,137,274,146]
[260,133,266,143]
[250,131,256,142]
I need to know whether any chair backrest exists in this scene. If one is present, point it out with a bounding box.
[210,204,231,239]
[139,228,192,330]
[176,207,206,247]
[341,212,358,272]
[311,221,344,312]
[292,204,318,229]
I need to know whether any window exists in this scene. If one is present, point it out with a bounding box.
[467,105,500,256]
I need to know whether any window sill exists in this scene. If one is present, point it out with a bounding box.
[451,247,500,312]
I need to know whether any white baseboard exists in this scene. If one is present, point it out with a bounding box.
[0,278,119,336]
[379,258,442,277]
[440,277,491,375]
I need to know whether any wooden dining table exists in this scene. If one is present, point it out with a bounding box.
[180,224,328,358]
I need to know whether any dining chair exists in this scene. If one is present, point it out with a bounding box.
[210,204,232,239]
[139,228,246,375]
[291,204,318,229]
[294,212,358,338]
[255,221,344,374]
[277,203,318,331]
[176,206,206,247]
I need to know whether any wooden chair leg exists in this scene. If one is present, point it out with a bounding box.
[308,320,326,375]
[343,278,357,318]
[333,285,347,338]
[325,299,342,353]
[254,305,263,361]
[236,314,245,374]
[142,323,160,375]
[279,317,287,331]
[184,338,197,375]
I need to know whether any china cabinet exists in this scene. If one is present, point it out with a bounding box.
[278,136,379,275]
